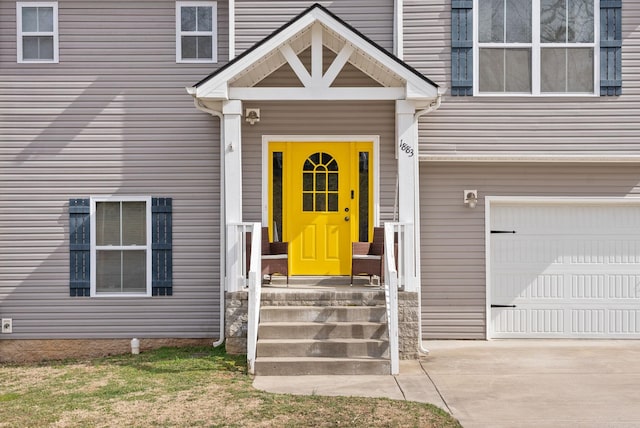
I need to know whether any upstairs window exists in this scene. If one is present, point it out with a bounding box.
[539,0,595,93]
[477,0,532,93]
[476,0,598,95]
[176,1,217,63]
[475,0,597,95]
[17,2,58,63]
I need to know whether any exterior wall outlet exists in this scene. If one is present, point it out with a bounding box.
[2,318,12,334]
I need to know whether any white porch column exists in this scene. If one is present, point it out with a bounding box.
[395,100,418,292]
[223,100,244,292]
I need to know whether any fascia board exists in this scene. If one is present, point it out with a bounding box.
[197,82,229,100]
[406,81,439,100]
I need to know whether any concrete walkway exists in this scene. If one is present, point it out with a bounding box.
[253,340,640,427]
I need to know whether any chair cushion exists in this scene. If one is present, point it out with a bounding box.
[352,254,381,260]
[262,254,288,260]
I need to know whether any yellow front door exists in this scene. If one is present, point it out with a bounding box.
[269,141,373,275]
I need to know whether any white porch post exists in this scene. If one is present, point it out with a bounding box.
[223,99,244,292]
[395,100,418,292]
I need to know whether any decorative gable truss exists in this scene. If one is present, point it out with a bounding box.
[190,5,439,104]
[228,23,404,100]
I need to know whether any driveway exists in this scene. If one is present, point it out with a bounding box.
[424,340,640,427]
[254,340,640,427]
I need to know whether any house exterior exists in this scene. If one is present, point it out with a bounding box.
[1,0,638,363]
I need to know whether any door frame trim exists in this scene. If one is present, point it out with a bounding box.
[485,196,640,340]
[261,135,380,234]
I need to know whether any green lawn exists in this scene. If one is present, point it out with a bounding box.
[0,346,461,428]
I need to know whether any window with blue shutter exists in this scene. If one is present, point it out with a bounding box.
[457,0,622,96]
[69,197,173,297]
[600,0,622,95]
[69,199,90,296]
[152,198,173,296]
[451,0,473,96]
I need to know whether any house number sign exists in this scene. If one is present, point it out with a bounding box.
[399,140,414,157]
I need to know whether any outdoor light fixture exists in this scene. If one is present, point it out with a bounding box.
[246,108,260,125]
[464,190,478,208]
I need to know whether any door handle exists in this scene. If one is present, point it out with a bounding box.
[344,216,350,221]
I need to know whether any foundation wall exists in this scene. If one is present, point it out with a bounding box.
[224,290,421,359]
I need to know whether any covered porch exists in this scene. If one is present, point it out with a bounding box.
[187,4,441,374]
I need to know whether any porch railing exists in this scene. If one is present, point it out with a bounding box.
[230,221,412,375]
[383,222,413,375]
[227,222,262,374]
[246,222,262,374]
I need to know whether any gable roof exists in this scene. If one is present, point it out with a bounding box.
[189,3,439,102]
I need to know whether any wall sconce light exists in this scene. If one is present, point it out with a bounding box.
[246,108,260,125]
[464,190,478,208]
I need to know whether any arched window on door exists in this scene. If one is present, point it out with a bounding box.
[302,152,339,212]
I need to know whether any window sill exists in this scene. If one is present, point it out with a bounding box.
[177,59,218,64]
[471,92,600,98]
[92,293,151,298]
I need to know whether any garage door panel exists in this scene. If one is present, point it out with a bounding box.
[492,237,564,264]
[493,272,564,300]
[492,307,565,336]
[609,310,640,334]
[493,306,640,337]
[492,205,640,235]
[609,275,640,299]
[494,272,640,301]
[490,202,640,339]
[571,274,606,299]
[494,237,640,266]
[571,309,606,335]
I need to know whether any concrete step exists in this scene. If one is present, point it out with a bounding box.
[258,321,388,340]
[260,305,387,323]
[254,357,391,376]
[260,290,385,307]
[257,338,389,358]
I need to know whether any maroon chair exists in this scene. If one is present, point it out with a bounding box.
[247,227,289,284]
[351,227,384,285]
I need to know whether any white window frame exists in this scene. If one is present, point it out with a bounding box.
[176,1,218,63]
[16,1,59,63]
[473,0,600,97]
[90,196,152,297]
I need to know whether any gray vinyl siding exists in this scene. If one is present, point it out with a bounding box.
[0,1,226,339]
[234,0,394,56]
[240,101,397,224]
[420,163,640,339]
[404,0,640,157]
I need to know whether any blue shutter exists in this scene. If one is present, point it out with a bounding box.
[69,198,90,297]
[451,0,473,96]
[600,0,622,95]
[152,198,173,296]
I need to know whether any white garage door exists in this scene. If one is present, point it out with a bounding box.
[489,200,640,338]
